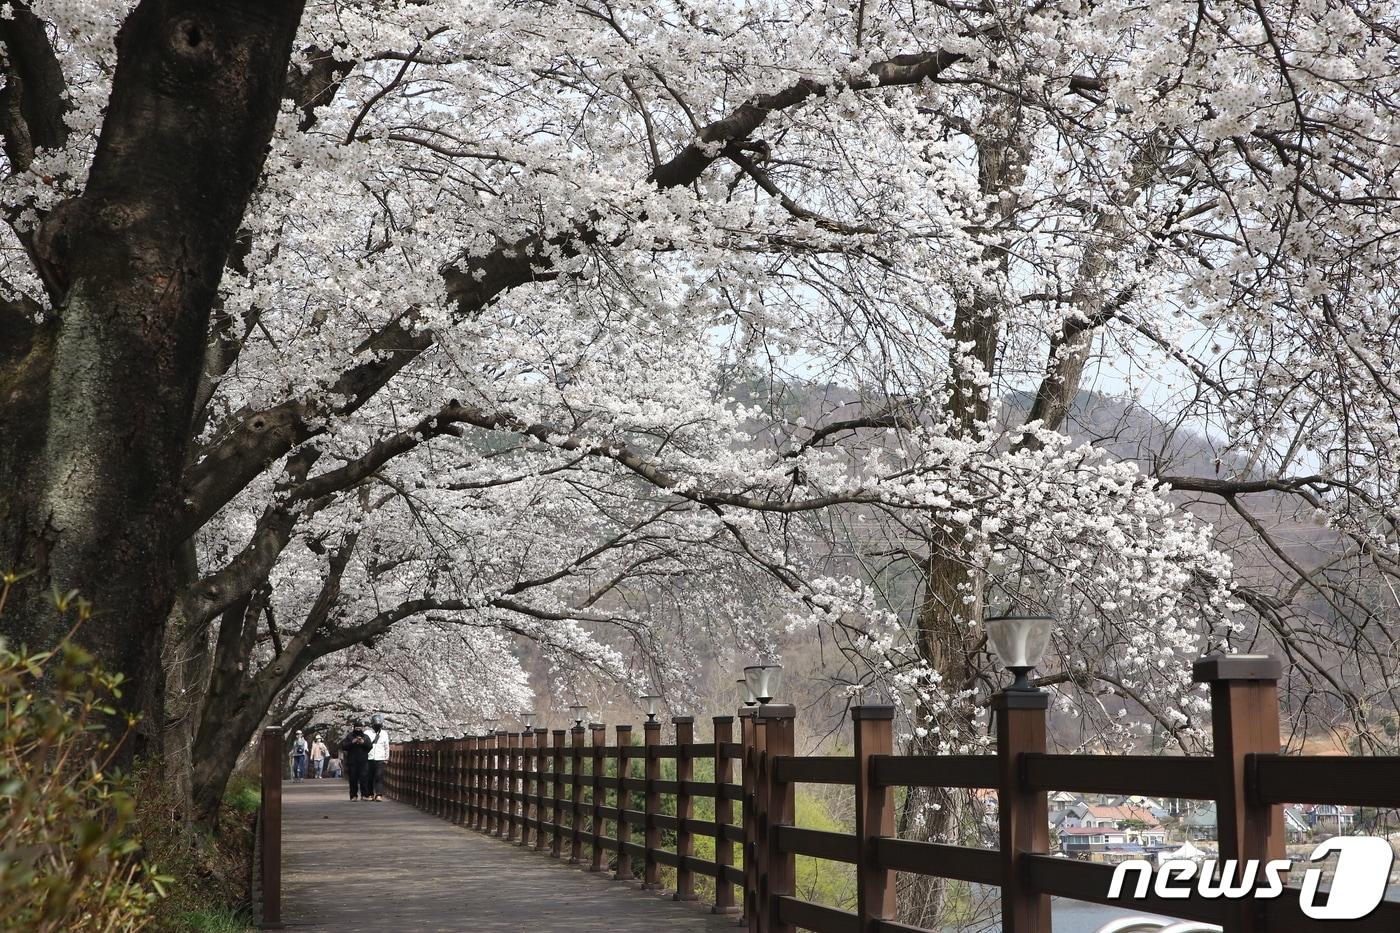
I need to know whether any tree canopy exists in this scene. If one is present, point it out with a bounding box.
[2,0,1399,838]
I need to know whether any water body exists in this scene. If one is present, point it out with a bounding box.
[1051,899,1176,933]
[950,887,1400,932]
[940,899,1174,933]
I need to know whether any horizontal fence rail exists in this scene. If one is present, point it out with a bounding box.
[382,656,1400,933]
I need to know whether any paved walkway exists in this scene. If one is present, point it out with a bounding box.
[279,781,739,931]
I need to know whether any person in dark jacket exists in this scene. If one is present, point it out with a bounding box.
[340,720,372,800]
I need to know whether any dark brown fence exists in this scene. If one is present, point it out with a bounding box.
[255,725,283,929]
[384,657,1400,933]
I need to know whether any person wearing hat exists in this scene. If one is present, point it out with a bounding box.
[340,719,373,800]
[288,730,309,782]
[309,734,330,778]
[366,713,391,801]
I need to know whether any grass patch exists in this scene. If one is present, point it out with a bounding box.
[224,773,261,815]
[136,766,260,932]
[176,906,252,932]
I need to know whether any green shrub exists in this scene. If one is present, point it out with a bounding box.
[222,774,260,816]
[0,577,169,931]
[133,767,256,931]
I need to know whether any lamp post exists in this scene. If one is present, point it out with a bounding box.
[985,612,1054,933]
[744,663,783,704]
[737,677,758,708]
[568,703,588,729]
[641,694,661,723]
[482,717,500,735]
[985,614,1053,692]
[520,710,536,730]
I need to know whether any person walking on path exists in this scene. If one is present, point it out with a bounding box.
[289,730,309,782]
[340,720,372,800]
[367,714,390,801]
[309,734,330,778]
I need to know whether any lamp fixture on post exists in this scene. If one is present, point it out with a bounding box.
[482,716,500,736]
[737,677,758,708]
[520,711,536,729]
[744,664,784,704]
[569,702,588,729]
[641,694,661,723]
[985,614,1054,692]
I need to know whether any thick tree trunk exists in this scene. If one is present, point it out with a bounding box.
[0,0,306,755]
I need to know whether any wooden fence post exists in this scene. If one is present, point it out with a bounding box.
[458,737,469,824]
[853,705,895,932]
[590,721,608,871]
[507,731,522,841]
[439,739,450,818]
[615,723,635,880]
[259,725,283,929]
[995,689,1050,933]
[674,716,697,901]
[643,718,663,888]
[712,715,739,915]
[498,730,511,836]
[489,731,503,835]
[468,738,478,827]
[472,735,485,830]
[424,740,434,815]
[534,728,550,851]
[740,708,759,933]
[551,729,567,858]
[434,739,444,818]
[466,736,478,826]
[571,724,586,863]
[411,740,421,808]
[1195,654,1284,933]
[425,740,435,815]
[520,728,535,847]
[759,704,795,933]
[449,738,461,823]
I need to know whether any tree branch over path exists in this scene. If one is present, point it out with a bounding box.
[180,44,973,534]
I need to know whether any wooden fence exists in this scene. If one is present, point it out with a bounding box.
[384,656,1400,933]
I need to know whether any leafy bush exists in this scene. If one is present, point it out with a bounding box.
[0,577,169,931]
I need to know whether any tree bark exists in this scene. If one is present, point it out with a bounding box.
[896,95,1027,929]
[0,0,306,755]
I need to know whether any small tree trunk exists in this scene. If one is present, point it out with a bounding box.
[897,544,983,928]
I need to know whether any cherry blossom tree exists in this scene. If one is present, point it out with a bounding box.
[2,0,1398,844]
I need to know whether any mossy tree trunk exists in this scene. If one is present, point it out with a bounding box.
[0,0,306,769]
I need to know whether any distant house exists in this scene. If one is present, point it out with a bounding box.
[1282,806,1311,840]
[1062,803,1168,846]
[1059,824,1127,855]
[1298,804,1356,834]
